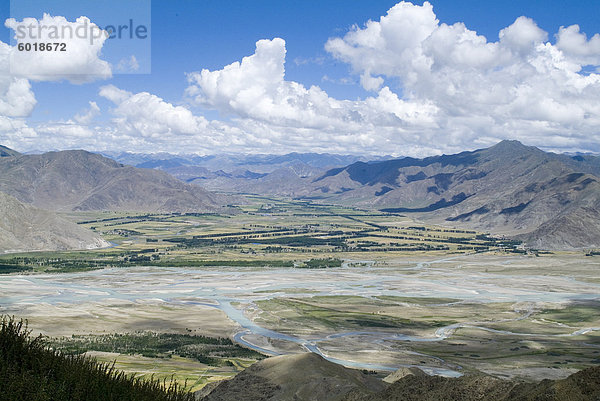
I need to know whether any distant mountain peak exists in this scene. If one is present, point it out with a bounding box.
[497,139,523,146]
[0,145,20,158]
[487,139,532,152]
[477,140,546,162]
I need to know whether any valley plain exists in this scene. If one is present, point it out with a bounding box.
[1,196,598,392]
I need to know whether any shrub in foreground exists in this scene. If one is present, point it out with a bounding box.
[0,316,194,401]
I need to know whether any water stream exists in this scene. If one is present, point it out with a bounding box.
[1,260,599,378]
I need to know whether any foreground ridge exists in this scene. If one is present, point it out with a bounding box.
[199,352,600,401]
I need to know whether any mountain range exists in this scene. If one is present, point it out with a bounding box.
[100,151,391,174]
[0,149,220,213]
[2,141,599,250]
[0,146,222,252]
[159,141,599,250]
[307,141,600,249]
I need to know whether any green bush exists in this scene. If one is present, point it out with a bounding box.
[0,316,194,401]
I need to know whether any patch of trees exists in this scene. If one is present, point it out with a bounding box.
[163,229,306,248]
[296,258,343,269]
[0,263,32,274]
[0,256,294,274]
[243,235,346,247]
[0,258,106,274]
[50,332,264,366]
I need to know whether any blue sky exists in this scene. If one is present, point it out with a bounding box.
[9,1,600,118]
[1,1,600,155]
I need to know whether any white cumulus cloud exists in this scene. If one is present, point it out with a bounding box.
[0,14,112,150]
[185,37,439,155]
[100,85,211,136]
[98,85,248,153]
[556,24,600,65]
[5,14,112,84]
[323,1,600,152]
[5,3,600,156]
[181,2,600,155]
[73,101,100,125]
[0,41,37,118]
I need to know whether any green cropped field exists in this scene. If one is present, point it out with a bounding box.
[1,195,599,390]
[0,195,527,274]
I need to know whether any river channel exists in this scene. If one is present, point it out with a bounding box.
[1,257,599,377]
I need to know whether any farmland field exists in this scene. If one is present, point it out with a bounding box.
[1,196,599,389]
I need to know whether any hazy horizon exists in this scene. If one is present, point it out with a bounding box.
[5,139,600,159]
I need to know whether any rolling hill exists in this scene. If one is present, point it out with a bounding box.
[0,148,221,213]
[0,191,109,253]
[199,353,385,401]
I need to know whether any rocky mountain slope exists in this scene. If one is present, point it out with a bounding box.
[0,148,221,212]
[0,145,20,158]
[174,141,600,249]
[343,364,600,401]
[0,191,109,253]
[198,353,600,401]
[301,141,600,249]
[186,164,324,195]
[4,142,598,249]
